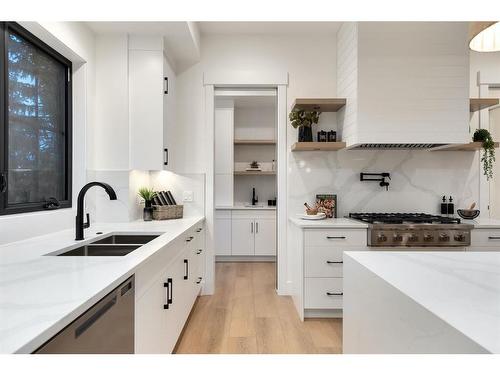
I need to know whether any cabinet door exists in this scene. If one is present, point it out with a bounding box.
[163,56,176,171]
[215,106,234,174]
[231,219,255,255]
[129,49,164,170]
[254,218,276,256]
[215,218,231,255]
[135,273,169,353]
[215,174,233,207]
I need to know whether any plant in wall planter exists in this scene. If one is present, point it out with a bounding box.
[473,129,496,180]
[138,187,157,221]
[289,110,321,142]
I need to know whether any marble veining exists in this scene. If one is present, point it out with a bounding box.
[344,251,500,353]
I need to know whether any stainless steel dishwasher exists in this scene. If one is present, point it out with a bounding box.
[35,276,135,354]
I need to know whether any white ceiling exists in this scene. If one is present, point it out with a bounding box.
[198,22,342,35]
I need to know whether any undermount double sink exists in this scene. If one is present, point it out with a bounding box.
[50,234,160,257]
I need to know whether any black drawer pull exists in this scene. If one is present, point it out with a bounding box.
[488,236,500,240]
[163,282,170,310]
[196,277,202,284]
[196,249,203,255]
[184,259,189,280]
[326,261,343,264]
[326,292,343,296]
[196,228,203,232]
[186,236,194,242]
[326,236,346,239]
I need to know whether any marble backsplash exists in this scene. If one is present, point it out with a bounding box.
[288,149,480,217]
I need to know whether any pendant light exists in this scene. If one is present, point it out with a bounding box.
[469,22,500,52]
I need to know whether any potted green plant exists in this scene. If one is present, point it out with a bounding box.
[138,187,156,221]
[473,129,496,180]
[289,110,321,142]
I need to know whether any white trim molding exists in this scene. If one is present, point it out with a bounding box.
[203,70,288,86]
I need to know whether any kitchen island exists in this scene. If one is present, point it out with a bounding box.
[343,251,500,353]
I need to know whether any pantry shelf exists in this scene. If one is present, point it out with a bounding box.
[234,171,276,176]
[234,139,276,145]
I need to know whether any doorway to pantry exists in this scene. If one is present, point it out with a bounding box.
[213,88,278,286]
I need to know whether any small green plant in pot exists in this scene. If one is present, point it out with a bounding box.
[473,129,496,180]
[138,188,156,221]
[289,110,321,142]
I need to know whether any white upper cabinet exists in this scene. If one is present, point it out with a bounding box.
[129,36,175,171]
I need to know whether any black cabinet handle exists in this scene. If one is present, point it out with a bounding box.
[196,249,203,255]
[196,277,202,284]
[186,236,194,242]
[326,236,346,239]
[164,76,168,94]
[326,292,343,296]
[196,228,203,232]
[168,278,173,304]
[326,261,343,264]
[184,259,189,280]
[488,236,500,240]
[163,280,170,309]
[164,148,169,166]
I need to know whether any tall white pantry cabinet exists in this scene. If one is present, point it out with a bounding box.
[129,36,175,171]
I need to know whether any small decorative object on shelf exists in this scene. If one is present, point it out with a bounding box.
[246,161,261,171]
[315,194,337,218]
[317,130,327,142]
[289,109,321,142]
[138,187,156,222]
[327,130,337,142]
[473,128,496,180]
[152,190,183,220]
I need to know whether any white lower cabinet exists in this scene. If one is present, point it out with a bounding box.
[231,218,255,255]
[469,229,500,251]
[289,223,368,320]
[216,209,276,257]
[135,220,205,353]
[254,218,276,256]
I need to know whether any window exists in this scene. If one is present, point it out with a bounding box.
[0,22,72,215]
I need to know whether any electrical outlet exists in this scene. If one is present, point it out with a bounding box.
[183,191,194,202]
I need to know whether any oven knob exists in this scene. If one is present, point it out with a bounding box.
[377,234,387,242]
[408,234,419,242]
[454,233,465,242]
[439,233,450,242]
[393,234,403,242]
[423,234,434,242]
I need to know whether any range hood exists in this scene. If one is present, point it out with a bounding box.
[337,22,470,149]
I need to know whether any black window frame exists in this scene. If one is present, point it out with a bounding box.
[0,22,72,216]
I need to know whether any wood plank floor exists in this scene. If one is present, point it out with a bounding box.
[174,262,343,354]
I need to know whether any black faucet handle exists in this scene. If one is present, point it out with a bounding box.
[84,213,90,229]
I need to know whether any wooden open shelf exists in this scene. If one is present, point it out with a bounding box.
[470,98,499,112]
[431,142,500,152]
[291,141,346,152]
[291,98,346,112]
[234,171,276,176]
[234,139,276,145]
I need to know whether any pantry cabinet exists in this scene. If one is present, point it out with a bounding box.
[129,36,175,171]
[135,220,205,353]
[215,209,276,258]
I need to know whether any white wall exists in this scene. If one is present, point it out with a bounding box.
[0,22,95,245]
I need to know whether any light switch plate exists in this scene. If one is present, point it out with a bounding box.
[183,191,194,202]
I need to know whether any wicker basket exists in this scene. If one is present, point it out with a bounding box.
[152,205,183,220]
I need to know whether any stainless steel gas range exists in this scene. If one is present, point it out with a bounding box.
[348,213,474,247]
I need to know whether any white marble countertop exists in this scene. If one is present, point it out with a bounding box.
[344,251,500,353]
[465,218,500,229]
[216,205,276,210]
[0,216,204,354]
[289,217,368,229]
